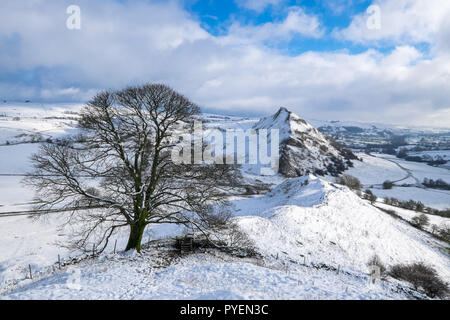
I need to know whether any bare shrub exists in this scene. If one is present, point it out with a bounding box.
[382,180,393,190]
[438,225,450,242]
[431,224,439,235]
[384,197,399,206]
[411,214,430,229]
[389,262,449,298]
[337,174,362,191]
[363,189,377,204]
[381,208,400,219]
[212,222,257,257]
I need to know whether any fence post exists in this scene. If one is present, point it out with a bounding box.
[114,239,117,254]
[58,254,61,269]
[29,264,32,280]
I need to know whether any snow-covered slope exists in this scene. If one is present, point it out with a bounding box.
[0,102,80,145]
[233,176,450,281]
[254,108,357,177]
[345,153,450,210]
[0,247,426,300]
[3,175,448,300]
[0,103,449,300]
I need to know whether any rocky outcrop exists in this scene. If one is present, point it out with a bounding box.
[254,107,357,177]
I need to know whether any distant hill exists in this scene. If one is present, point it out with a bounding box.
[254,107,357,177]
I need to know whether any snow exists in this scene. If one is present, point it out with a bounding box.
[232,176,330,217]
[0,138,184,287]
[371,187,450,211]
[253,108,352,177]
[254,107,323,144]
[0,249,425,300]
[306,118,450,134]
[377,202,449,233]
[394,158,450,184]
[0,103,81,145]
[0,104,449,300]
[233,177,450,281]
[347,153,450,210]
[407,150,450,160]
[0,144,40,174]
[346,154,407,186]
[4,172,447,299]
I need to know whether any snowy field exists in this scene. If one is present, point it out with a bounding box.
[408,150,450,161]
[346,153,450,210]
[346,154,407,186]
[393,157,450,183]
[407,150,450,169]
[371,187,450,211]
[376,202,449,234]
[0,104,449,300]
[0,103,81,145]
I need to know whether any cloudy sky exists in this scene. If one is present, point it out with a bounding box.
[1,0,450,127]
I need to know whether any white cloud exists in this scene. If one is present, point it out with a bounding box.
[435,18,450,55]
[220,7,324,45]
[191,46,450,127]
[235,0,285,13]
[336,0,450,45]
[0,0,449,127]
[319,0,355,16]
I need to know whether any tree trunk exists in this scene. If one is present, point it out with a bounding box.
[125,222,146,252]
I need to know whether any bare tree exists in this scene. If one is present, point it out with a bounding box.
[363,189,377,204]
[336,174,361,191]
[25,84,237,253]
[411,213,430,229]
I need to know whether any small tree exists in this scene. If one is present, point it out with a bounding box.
[438,225,450,242]
[363,189,377,204]
[415,201,425,212]
[411,213,430,229]
[337,174,362,191]
[396,149,408,158]
[25,84,238,253]
[389,262,448,298]
[430,224,440,236]
[382,180,394,190]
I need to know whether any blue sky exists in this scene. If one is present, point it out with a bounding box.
[0,0,449,126]
[184,0,375,54]
[186,0,369,38]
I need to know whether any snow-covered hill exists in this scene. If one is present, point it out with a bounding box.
[345,153,450,210]
[254,107,357,177]
[2,175,448,300]
[233,176,450,279]
[0,103,449,300]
